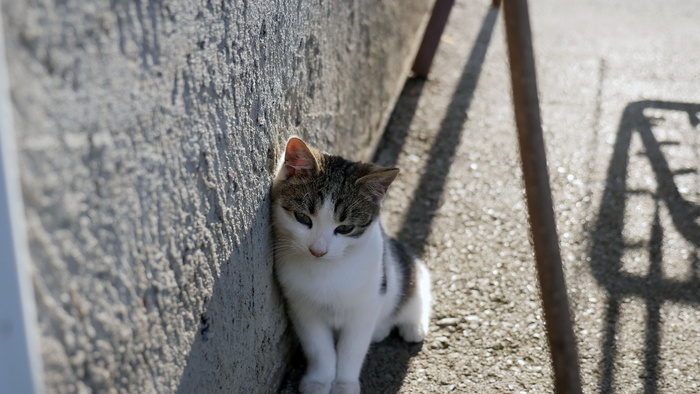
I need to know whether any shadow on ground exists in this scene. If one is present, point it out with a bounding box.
[375,6,500,256]
[589,100,700,393]
[356,6,500,393]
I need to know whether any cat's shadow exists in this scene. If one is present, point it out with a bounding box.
[361,331,424,393]
[279,331,423,394]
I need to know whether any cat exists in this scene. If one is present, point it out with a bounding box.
[271,137,432,394]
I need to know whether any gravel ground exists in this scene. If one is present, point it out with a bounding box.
[281,0,700,392]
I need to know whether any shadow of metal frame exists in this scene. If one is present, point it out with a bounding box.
[591,100,700,394]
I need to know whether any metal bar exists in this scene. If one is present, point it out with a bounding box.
[501,0,582,392]
[0,11,43,394]
[411,0,455,78]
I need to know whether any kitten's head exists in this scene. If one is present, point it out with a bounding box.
[271,137,398,260]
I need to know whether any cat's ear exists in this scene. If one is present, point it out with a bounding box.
[281,137,317,179]
[356,167,399,203]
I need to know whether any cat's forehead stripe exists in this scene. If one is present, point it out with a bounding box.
[307,193,317,215]
[334,197,344,212]
[338,208,348,224]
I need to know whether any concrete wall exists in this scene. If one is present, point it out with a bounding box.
[1,0,432,392]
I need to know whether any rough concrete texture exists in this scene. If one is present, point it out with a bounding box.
[1,0,433,391]
[279,0,700,392]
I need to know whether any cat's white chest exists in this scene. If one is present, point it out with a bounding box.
[277,223,384,316]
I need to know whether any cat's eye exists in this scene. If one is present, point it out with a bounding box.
[335,224,355,235]
[294,211,312,228]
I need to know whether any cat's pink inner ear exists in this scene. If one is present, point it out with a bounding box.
[283,137,316,178]
[357,168,399,202]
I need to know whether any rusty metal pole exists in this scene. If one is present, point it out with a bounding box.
[501,0,582,392]
[412,0,455,78]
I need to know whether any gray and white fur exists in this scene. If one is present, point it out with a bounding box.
[271,137,431,394]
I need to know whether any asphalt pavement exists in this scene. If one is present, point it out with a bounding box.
[282,0,700,392]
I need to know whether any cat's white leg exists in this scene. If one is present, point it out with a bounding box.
[395,261,432,343]
[371,320,392,343]
[293,316,336,394]
[331,315,377,394]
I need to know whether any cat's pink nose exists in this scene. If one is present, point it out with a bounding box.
[309,248,326,257]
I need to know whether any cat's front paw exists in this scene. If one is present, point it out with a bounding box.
[330,380,360,394]
[299,377,332,394]
[398,323,426,343]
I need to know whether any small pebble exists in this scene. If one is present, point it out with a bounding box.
[437,317,460,327]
